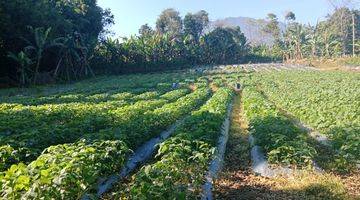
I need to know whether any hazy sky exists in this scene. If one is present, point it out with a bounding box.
[97,0,353,37]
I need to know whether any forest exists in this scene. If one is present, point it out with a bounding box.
[0,0,359,87]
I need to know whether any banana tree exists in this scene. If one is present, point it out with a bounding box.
[55,33,95,81]
[55,35,80,81]
[23,27,62,84]
[287,23,307,60]
[7,51,33,86]
[304,23,319,58]
[317,21,343,57]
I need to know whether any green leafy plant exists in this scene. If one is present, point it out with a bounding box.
[242,85,317,167]
[7,51,33,86]
[111,88,234,199]
[251,71,359,171]
[0,145,20,171]
[0,140,130,199]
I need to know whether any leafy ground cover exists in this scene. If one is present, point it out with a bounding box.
[0,140,131,199]
[0,72,197,98]
[106,87,234,199]
[0,73,212,198]
[0,68,359,199]
[214,93,350,200]
[0,88,188,168]
[241,84,317,167]
[252,71,360,171]
[0,72,205,168]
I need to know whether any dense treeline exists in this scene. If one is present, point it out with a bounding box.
[254,7,360,61]
[90,9,248,74]
[0,4,248,87]
[1,0,358,87]
[0,0,114,86]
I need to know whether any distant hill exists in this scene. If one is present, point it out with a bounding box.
[208,16,285,46]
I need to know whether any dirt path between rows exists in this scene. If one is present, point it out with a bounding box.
[214,92,354,200]
[255,86,360,199]
[214,93,294,199]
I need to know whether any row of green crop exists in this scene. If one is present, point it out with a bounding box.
[0,89,190,170]
[253,71,359,170]
[0,140,130,199]
[242,85,317,167]
[86,87,211,149]
[108,88,234,199]
[0,88,142,106]
[0,81,186,106]
[0,72,204,106]
[0,88,188,140]
[0,72,197,100]
[0,90,164,134]
[207,72,247,89]
[0,88,211,199]
[1,88,188,135]
[0,80,175,106]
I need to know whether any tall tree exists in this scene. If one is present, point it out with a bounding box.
[203,27,247,64]
[0,0,113,85]
[328,7,353,55]
[263,13,281,42]
[155,8,183,36]
[184,10,209,42]
[287,23,307,60]
[139,24,155,37]
[285,11,296,21]
[283,11,296,60]
[7,51,32,86]
[352,9,360,55]
[318,20,341,57]
[305,23,320,58]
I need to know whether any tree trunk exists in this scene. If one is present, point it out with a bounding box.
[33,53,41,84]
[21,66,25,86]
[54,57,63,78]
[312,44,316,58]
[353,13,356,57]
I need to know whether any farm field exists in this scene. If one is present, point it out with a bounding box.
[0,65,359,199]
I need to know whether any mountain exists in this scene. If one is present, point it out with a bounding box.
[208,16,285,46]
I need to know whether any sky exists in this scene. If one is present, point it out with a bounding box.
[97,0,357,38]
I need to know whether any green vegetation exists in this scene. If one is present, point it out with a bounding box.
[0,2,248,87]
[110,88,234,199]
[251,71,360,171]
[0,0,113,85]
[0,73,212,198]
[215,94,350,200]
[0,0,359,198]
[1,1,359,86]
[343,56,360,66]
[0,68,358,199]
[251,8,360,62]
[0,86,211,168]
[242,85,316,167]
[0,140,130,199]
